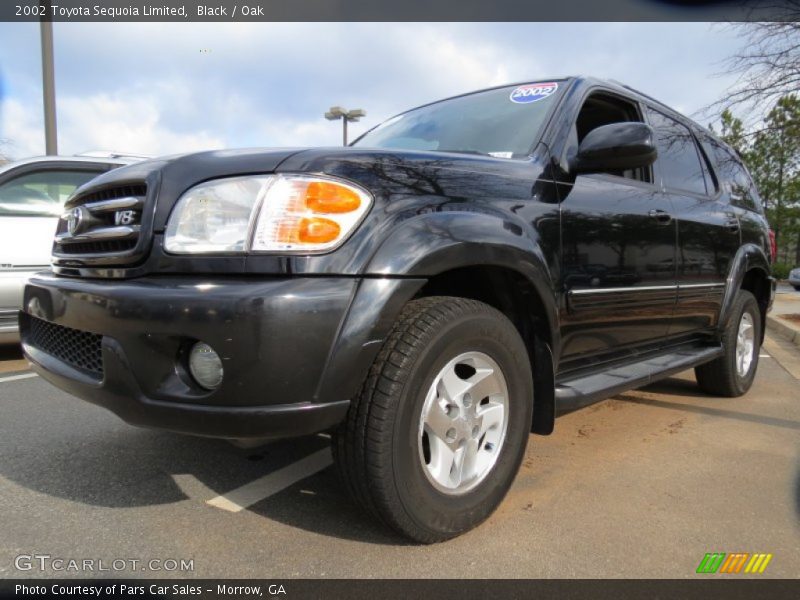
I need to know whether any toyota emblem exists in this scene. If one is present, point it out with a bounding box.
[67,206,84,236]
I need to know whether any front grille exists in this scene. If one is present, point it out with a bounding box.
[24,316,103,377]
[57,239,137,255]
[77,184,146,204]
[53,183,148,266]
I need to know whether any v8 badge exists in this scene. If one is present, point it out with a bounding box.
[114,210,137,226]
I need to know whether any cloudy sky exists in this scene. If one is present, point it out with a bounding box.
[0,22,744,160]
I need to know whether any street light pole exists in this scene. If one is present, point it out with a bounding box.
[40,5,58,155]
[324,106,366,146]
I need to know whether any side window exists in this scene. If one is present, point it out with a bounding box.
[0,169,103,217]
[702,136,763,213]
[567,93,651,183]
[645,108,707,195]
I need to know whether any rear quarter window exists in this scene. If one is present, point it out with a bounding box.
[702,136,763,214]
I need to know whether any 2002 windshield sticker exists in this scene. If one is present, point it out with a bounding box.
[510,82,558,104]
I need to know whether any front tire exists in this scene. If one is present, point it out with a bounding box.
[333,296,533,543]
[695,290,761,397]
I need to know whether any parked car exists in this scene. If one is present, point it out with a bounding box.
[0,153,143,343]
[789,267,800,290]
[20,77,775,542]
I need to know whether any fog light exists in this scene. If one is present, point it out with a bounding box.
[188,342,223,390]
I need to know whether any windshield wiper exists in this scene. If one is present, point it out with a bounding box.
[436,149,490,156]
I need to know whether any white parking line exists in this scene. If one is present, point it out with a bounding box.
[206,448,333,513]
[172,473,219,501]
[0,372,37,384]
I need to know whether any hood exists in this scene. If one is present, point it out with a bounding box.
[0,216,58,268]
[66,145,550,234]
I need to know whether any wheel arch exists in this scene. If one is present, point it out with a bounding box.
[412,265,559,436]
[720,244,775,344]
[362,211,561,355]
[317,212,561,435]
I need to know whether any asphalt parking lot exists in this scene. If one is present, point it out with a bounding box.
[0,290,799,579]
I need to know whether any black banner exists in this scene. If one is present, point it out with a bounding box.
[1,0,799,22]
[1,580,800,600]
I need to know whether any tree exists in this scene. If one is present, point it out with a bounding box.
[715,96,800,265]
[710,21,800,121]
[708,16,800,265]
[753,96,800,261]
[718,109,748,155]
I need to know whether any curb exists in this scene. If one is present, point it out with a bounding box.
[767,315,800,349]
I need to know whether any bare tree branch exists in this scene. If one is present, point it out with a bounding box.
[0,139,12,164]
[700,20,800,125]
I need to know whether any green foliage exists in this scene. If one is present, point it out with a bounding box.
[718,109,748,155]
[772,262,794,280]
[716,95,800,264]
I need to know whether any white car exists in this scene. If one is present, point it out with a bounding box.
[0,153,144,343]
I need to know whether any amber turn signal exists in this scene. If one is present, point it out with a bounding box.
[305,181,362,213]
[298,217,341,243]
[274,217,341,244]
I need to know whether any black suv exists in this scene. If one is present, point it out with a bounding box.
[20,77,775,542]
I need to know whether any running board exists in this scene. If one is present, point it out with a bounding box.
[555,345,723,413]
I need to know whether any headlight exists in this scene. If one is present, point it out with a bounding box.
[164,174,372,254]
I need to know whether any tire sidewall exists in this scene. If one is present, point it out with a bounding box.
[729,293,761,394]
[390,308,533,537]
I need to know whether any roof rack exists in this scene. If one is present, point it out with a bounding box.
[75,150,151,160]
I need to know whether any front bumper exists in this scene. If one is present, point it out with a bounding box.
[20,273,361,439]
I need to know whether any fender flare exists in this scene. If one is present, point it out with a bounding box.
[719,243,773,339]
[363,211,560,343]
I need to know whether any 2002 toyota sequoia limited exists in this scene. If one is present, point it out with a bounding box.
[21,77,776,542]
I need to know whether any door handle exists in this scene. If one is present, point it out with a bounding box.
[725,218,740,233]
[648,209,673,224]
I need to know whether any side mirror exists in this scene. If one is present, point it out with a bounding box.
[571,122,657,174]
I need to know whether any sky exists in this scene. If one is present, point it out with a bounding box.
[0,22,745,161]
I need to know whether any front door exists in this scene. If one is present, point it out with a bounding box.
[560,174,677,362]
[557,91,677,365]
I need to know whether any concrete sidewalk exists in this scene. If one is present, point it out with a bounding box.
[767,284,800,348]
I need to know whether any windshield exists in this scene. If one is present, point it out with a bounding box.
[0,169,103,217]
[354,81,564,158]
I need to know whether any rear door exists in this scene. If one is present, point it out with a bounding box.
[643,107,739,336]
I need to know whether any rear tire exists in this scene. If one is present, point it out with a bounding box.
[695,290,761,397]
[793,285,800,291]
[333,296,533,543]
